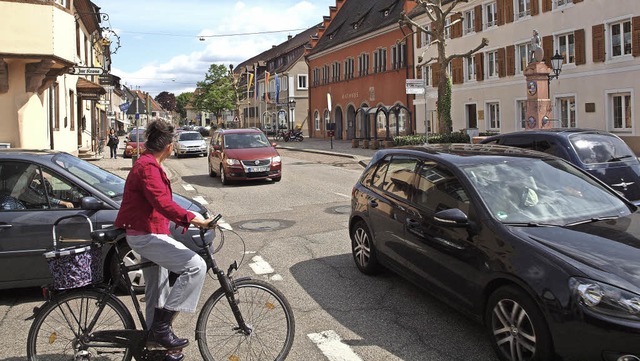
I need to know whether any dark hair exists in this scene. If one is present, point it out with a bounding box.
[145,120,174,153]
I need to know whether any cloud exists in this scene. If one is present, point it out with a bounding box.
[102,0,332,96]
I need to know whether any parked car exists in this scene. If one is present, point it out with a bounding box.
[124,127,146,158]
[0,149,213,291]
[208,128,281,185]
[480,128,640,205]
[350,144,640,361]
[172,131,207,158]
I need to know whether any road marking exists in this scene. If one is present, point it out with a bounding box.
[182,184,195,191]
[248,255,274,275]
[334,192,350,198]
[192,196,208,204]
[308,330,362,361]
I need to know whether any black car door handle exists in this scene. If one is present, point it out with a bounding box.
[369,200,378,208]
[406,219,425,237]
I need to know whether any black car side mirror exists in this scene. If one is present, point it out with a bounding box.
[433,208,469,227]
[81,196,105,210]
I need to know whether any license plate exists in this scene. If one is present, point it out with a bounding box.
[247,166,269,172]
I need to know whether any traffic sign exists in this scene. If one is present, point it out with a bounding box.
[406,79,426,95]
[68,67,104,75]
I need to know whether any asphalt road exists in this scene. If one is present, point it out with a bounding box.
[0,149,498,361]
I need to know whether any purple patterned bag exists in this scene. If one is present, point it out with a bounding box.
[44,244,103,290]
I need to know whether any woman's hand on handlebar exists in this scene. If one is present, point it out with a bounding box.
[190,216,218,230]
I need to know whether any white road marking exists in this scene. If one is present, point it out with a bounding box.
[182,184,195,191]
[248,255,274,275]
[270,274,283,281]
[334,192,351,198]
[307,330,362,361]
[192,196,208,204]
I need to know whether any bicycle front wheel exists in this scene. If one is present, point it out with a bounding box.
[197,279,295,361]
[26,289,135,361]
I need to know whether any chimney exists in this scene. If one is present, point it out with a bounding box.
[288,35,293,41]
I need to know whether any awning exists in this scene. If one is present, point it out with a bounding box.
[116,118,130,125]
[77,77,106,100]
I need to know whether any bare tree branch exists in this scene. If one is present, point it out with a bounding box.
[443,0,468,17]
[446,37,489,62]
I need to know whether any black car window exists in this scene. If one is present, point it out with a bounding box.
[569,133,636,164]
[373,156,418,200]
[500,135,535,150]
[370,157,391,189]
[414,162,470,213]
[536,139,569,159]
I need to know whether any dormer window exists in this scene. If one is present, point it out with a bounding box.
[381,0,398,18]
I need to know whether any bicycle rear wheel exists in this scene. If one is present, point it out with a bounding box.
[26,288,135,361]
[197,279,295,361]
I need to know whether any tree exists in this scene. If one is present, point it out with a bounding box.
[175,92,192,122]
[401,0,488,134]
[155,91,177,112]
[193,64,235,126]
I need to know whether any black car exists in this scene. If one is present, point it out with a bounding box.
[0,149,213,291]
[350,144,640,361]
[480,129,640,205]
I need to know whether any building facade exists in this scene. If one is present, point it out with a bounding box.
[305,0,418,142]
[0,0,112,154]
[408,0,640,148]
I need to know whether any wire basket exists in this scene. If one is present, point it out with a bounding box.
[45,214,103,290]
[44,244,103,290]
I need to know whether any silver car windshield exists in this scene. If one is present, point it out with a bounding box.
[180,132,203,141]
[224,133,270,149]
[462,157,632,225]
[52,153,125,198]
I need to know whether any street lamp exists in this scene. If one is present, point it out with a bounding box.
[548,51,564,92]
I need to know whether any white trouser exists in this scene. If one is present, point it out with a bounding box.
[126,233,207,326]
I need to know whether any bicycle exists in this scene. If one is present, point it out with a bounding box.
[26,214,295,361]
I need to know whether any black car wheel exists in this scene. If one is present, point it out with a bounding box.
[350,220,381,275]
[109,242,145,294]
[485,286,553,361]
[208,159,216,177]
[220,165,230,185]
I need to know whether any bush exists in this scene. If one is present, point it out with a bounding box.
[393,132,470,146]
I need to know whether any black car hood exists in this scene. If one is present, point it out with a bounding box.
[510,216,640,290]
[586,162,640,202]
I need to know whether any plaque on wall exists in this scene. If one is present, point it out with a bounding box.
[585,103,596,113]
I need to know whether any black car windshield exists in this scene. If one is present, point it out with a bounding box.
[462,157,632,225]
[180,132,203,141]
[224,133,270,149]
[569,133,636,165]
[52,153,125,198]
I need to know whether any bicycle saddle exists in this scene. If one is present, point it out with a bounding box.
[91,226,126,243]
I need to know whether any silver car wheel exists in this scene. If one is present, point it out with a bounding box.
[353,227,371,267]
[122,249,145,288]
[491,298,536,361]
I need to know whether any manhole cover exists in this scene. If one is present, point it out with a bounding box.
[237,219,294,232]
[327,205,351,214]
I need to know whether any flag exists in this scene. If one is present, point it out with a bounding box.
[248,72,254,98]
[254,66,258,100]
[275,73,280,105]
[265,71,270,103]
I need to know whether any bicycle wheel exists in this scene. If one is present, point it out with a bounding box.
[27,289,135,361]
[197,279,295,361]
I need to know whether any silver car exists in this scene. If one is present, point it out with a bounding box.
[173,131,207,158]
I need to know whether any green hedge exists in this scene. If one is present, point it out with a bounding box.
[393,132,471,146]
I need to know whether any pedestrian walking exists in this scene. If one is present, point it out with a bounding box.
[107,128,119,158]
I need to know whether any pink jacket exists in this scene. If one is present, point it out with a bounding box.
[115,153,194,234]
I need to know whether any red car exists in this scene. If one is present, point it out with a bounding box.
[123,128,146,158]
[208,128,281,185]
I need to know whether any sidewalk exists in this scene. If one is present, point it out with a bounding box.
[92,137,378,178]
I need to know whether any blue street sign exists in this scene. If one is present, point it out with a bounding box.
[135,113,140,120]
[119,102,131,112]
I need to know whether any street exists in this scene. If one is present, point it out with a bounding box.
[0,149,497,361]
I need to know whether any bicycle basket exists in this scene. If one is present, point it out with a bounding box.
[44,243,103,290]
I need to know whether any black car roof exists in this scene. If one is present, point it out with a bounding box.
[482,128,610,141]
[0,149,59,157]
[370,143,555,166]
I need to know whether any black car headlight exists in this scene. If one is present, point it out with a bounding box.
[570,277,640,320]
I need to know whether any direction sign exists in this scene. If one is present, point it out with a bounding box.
[68,67,104,76]
[406,79,426,95]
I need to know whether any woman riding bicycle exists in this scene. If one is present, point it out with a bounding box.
[114,120,216,358]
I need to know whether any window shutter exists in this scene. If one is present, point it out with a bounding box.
[543,35,553,67]
[541,0,552,12]
[416,65,423,79]
[504,0,514,24]
[475,5,483,33]
[592,24,606,63]
[531,0,539,16]
[633,16,640,57]
[452,58,463,84]
[497,0,505,26]
[575,29,586,65]
[498,48,506,77]
[432,63,440,88]
[452,13,462,38]
[475,53,484,81]
[506,45,516,76]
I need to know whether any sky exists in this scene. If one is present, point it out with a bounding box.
[96,0,336,97]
